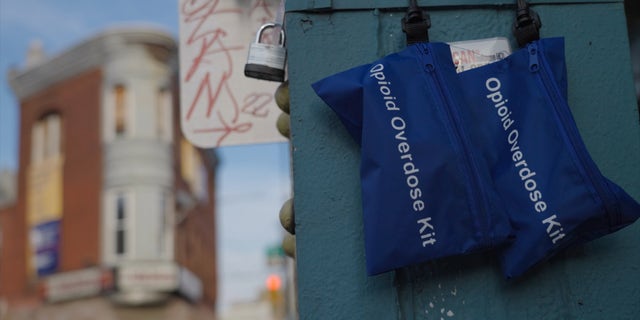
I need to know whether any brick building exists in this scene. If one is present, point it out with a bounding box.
[0,27,218,319]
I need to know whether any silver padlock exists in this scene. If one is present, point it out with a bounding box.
[244,23,286,82]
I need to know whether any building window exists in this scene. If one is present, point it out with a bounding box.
[158,190,174,259]
[156,87,171,140]
[115,193,126,256]
[31,122,44,164]
[46,114,61,159]
[180,139,208,202]
[180,139,195,185]
[31,113,61,164]
[114,84,127,137]
[28,112,63,277]
[158,190,166,256]
[103,189,134,264]
[195,163,208,202]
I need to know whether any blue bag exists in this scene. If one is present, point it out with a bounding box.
[312,37,640,278]
[312,42,514,276]
[455,37,640,278]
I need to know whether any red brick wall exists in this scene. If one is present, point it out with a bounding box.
[1,68,103,300]
[171,76,218,307]
[55,69,103,271]
[172,155,218,307]
[0,204,18,298]
[174,199,217,305]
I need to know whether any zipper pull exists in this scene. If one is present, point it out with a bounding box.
[420,43,435,73]
[528,42,539,72]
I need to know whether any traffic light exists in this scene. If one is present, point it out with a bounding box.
[265,274,281,292]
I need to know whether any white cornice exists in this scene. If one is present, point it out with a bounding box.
[8,27,176,100]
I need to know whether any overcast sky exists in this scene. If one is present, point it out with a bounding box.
[0,0,291,311]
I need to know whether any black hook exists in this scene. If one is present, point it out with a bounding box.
[402,0,431,46]
[513,0,542,47]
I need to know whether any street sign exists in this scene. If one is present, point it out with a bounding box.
[178,0,286,148]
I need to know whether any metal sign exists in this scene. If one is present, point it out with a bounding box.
[44,267,106,303]
[178,267,203,302]
[178,0,286,148]
[31,220,60,277]
[117,262,179,292]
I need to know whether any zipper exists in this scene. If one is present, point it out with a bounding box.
[418,44,492,246]
[529,41,618,228]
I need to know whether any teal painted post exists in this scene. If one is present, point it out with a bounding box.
[286,1,639,319]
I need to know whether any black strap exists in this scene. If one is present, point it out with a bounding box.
[402,0,539,47]
[402,0,431,46]
[513,0,542,47]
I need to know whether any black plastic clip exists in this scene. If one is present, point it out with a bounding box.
[513,0,542,48]
[402,0,431,46]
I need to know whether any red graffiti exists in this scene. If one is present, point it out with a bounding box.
[184,29,242,83]
[182,0,242,45]
[249,0,274,17]
[181,0,276,146]
[242,93,272,118]
[193,110,253,147]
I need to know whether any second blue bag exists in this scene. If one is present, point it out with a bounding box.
[455,37,640,278]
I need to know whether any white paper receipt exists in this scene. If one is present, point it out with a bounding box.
[448,37,512,73]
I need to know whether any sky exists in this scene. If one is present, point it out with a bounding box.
[0,0,291,311]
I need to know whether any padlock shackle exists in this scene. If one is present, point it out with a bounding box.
[255,22,285,46]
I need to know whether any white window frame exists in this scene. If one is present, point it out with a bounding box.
[158,189,174,260]
[31,121,45,164]
[103,189,135,264]
[103,82,136,142]
[156,87,173,143]
[31,113,61,164]
[45,114,61,159]
[115,193,127,256]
